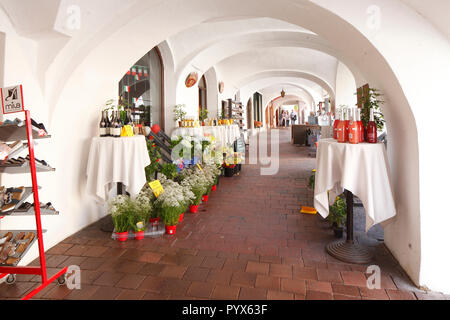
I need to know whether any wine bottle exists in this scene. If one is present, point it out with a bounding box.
[356,108,364,143]
[345,108,351,137]
[105,110,111,137]
[367,109,377,143]
[99,111,107,137]
[349,108,359,144]
[333,110,340,140]
[337,109,348,143]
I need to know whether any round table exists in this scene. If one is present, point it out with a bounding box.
[86,136,150,203]
[314,139,396,263]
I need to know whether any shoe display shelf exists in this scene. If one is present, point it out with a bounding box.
[0,110,67,300]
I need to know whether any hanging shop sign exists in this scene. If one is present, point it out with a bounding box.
[185,72,199,88]
[219,81,225,93]
[1,85,25,115]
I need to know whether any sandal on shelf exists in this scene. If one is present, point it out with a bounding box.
[19,202,33,211]
[1,187,25,212]
[45,202,55,211]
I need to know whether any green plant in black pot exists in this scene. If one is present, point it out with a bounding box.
[328,195,347,238]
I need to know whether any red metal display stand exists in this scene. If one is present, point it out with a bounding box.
[0,110,67,300]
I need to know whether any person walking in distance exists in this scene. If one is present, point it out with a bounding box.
[290,110,297,125]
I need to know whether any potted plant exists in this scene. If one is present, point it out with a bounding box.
[156,175,186,234]
[109,195,132,242]
[137,184,159,226]
[199,109,209,126]
[181,170,207,213]
[358,87,385,140]
[328,195,347,238]
[179,179,195,222]
[174,104,187,127]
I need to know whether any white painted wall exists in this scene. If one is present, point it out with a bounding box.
[335,62,357,109]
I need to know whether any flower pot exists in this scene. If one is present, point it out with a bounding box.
[115,232,128,242]
[190,205,199,213]
[134,231,145,240]
[179,213,185,223]
[165,225,177,235]
[149,217,160,226]
[333,227,344,239]
[224,167,235,177]
[211,185,217,192]
[202,195,209,203]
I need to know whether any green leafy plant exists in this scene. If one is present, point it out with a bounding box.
[358,88,385,131]
[109,195,134,233]
[161,163,178,180]
[328,195,347,228]
[199,108,209,122]
[173,104,187,122]
[145,138,162,181]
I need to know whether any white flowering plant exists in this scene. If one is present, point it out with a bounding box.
[109,195,134,233]
[180,168,209,205]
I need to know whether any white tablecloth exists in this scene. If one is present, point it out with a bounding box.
[86,136,150,203]
[314,139,396,231]
[171,125,241,150]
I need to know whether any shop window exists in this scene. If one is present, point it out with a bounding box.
[118,46,164,129]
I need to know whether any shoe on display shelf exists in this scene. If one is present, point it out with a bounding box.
[1,187,25,213]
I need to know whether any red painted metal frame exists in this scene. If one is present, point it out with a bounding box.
[0,110,67,299]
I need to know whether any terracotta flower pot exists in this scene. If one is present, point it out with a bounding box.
[179,213,185,223]
[165,225,177,235]
[202,195,209,203]
[115,232,128,242]
[190,205,199,213]
[134,231,145,240]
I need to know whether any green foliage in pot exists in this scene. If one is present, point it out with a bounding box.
[358,87,385,131]
[109,195,134,233]
[161,163,178,180]
[173,104,187,122]
[136,188,155,221]
[180,168,209,205]
[328,195,347,228]
[145,138,162,181]
[159,205,183,227]
[199,108,209,122]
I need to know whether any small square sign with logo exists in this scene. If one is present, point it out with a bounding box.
[1,85,25,115]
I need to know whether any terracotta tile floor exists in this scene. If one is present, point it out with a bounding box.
[2,128,449,300]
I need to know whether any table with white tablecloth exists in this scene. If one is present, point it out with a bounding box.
[314,138,396,263]
[86,136,151,204]
[171,125,241,150]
